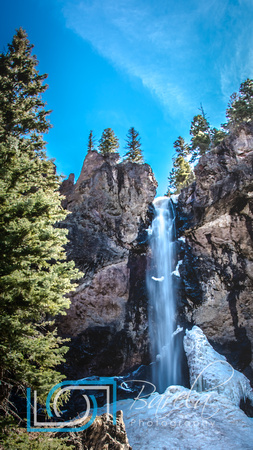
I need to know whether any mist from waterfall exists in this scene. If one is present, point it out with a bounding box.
[147,196,181,393]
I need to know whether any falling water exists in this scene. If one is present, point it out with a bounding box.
[147,196,180,393]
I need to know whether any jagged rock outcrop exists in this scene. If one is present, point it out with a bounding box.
[65,411,132,450]
[176,124,253,381]
[58,150,157,377]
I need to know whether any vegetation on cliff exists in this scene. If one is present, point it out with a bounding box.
[98,127,120,155]
[226,78,253,129]
[167,136,194,194]
[124,127,144,163]
[167,78,253,194]
[88,126,145,163]
[87,130,96,152]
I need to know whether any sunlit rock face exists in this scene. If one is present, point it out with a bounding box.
[58,150,157,377]
[176,123,253,381]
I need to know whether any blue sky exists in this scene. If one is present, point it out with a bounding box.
[1,0,253,195]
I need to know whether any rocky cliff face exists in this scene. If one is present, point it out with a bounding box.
[58,150,157,378]
[176,124,253,382]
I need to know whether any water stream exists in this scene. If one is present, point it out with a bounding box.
[147,196,181,393]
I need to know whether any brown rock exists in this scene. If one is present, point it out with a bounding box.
[177,124,253,380]
[63,411,132,450]
[60,261,130,336]
[79,411,132,450]
[57,150,157,377]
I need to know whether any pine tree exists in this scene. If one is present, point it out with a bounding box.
[0,28,50,151]
[210,127,227,147]
[173,136,189,158]
[87,130,96,152]
[0,28,81,424]
[98,128,119,155]
[167,136,193,194]
[226,78,253,129]
[124,127,143,163]
[189,113,211,161]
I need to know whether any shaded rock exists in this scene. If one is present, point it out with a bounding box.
[60,411,131,450]
[177,124,253,381]
[59,261,130,336]
[58,150,157,377]
[60,172,75,207]
[76,411,132,450]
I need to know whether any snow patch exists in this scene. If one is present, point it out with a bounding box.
[170,194,179,204]
[172,260,182,277]
[151,276,164,282]
[172,325,183,337]
[147,226,152,236]
[184,326,253,407]
[98,386,253,450]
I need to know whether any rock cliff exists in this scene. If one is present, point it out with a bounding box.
[58,150,157,378]
[176,123,253,382]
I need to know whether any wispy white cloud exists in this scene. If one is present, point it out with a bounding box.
[62,0,253,119]
[217,1,253,100]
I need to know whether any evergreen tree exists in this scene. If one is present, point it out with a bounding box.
[210,127,227,147]
[87,130,96,152]
[98,128,119,155]
[226,78,253,128]
[168,156,193,194]
[173,135,189,158]
[0,28,81,425]
[124,127,143,163]
[167,137,193,194]
[0,28,50,151]
[189,113,211,161]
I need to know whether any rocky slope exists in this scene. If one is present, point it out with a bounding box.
[176,123,253,382]
[58,150,157,378]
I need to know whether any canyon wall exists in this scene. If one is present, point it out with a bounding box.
[176,124,253,381]
[58,150,157,378]
[58,125,253,384]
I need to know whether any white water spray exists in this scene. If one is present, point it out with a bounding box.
[147,196,181,392]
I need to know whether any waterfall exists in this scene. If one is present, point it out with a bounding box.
[147,196,181,393]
